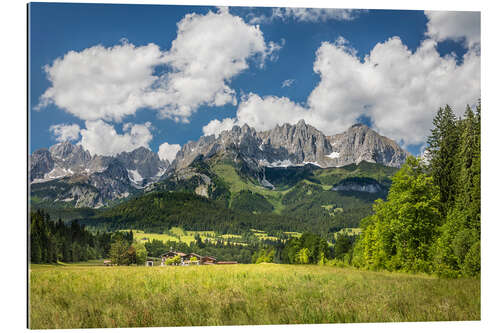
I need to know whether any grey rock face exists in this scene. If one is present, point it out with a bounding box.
[327,124,409,168]
[171,120,409,171]
[332,179,384,193]
[88,160,134,203]
[30,143,168,186]
[30,148,54,181]
[257,120,333,165]
[49,141,92,171]
[116,147,169,186]
[29,142,167,207]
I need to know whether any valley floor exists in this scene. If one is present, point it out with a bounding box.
[29,263,480,328]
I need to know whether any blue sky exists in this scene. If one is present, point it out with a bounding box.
[29,3,480,158]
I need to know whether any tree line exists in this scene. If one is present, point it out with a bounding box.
[349,103,480,277]
[30,210,147,265]
[30,209,112,263]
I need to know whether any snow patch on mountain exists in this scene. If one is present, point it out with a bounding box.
[326,151,340,159]
[304,161,320,167]
[127,169,143,183]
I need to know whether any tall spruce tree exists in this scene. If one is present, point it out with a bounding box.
[427,105,460,215]
[433,103,481,277]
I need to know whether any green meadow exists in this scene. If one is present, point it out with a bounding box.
[29,263,480,329]
[124,227,295,246]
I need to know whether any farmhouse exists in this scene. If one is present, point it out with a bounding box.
[160,251,221,265]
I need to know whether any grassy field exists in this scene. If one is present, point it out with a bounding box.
[125,227,297,246]
[128,228,215,244]
[29,263,480,329]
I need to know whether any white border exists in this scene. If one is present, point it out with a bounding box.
[2,0,498,332]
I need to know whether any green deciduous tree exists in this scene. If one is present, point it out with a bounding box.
[110,238,130,265]
[295,248,311,264]
[134,241,147,265]
[354,156,442,273]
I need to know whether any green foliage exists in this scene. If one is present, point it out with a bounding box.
[433,103,481,277]
[134,241,147,265]
[231,190,274,213]
[353,103,481,278]
[281,233,330,264]
[251,248,275,263]
[354,156,442,273]
[110,238,132,265]
[29,209,111,264]
[427,104,460,214]
[333,232,356,262]
[144,239,168,257]
[295,248,311,264]
[165,255,182,266]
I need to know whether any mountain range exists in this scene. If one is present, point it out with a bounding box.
[30,121,409,209]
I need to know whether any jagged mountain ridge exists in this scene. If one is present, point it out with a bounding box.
[30,143,169,185]
[30,143,169,208]
[172,120,409,170]
[30,121,408,208]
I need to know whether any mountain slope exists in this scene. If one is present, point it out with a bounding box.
[81,152,398,235]
[30,121,407,209]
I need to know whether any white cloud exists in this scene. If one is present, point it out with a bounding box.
[38,8,279,126]
[307,37,480,145]
[272,8,363,23]
[249,8,364,24]
[37,42,167,122]
[204,35,480,148]
[157,8,277,122]
[281,79,295,88]
[79,120,153,156]
[203,93,308,136]
[158,142,181,163]
[425,11,480,49]
[49,123,81,142]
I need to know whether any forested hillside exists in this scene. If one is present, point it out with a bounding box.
[78,160,398,237]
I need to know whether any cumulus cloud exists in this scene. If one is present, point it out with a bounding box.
[281,79,295,88]
[49,123,81,142]
[38,8,279,125]
[79,120,153,156]
[203,93,308,136]
[37,42,167,122]
[158,142,181,162]
[425,11,480,49]
[202,117,238,137]
[204,35,480,148]
[157,8,277,122]
[307,37,480,145]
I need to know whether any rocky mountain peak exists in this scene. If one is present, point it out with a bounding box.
[116,146,168,183]
[30,148,54,181]
[171,120,408,171]
[296,119,307,127]
[328,124,409,167]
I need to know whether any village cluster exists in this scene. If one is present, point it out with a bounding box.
[146,251,237,266]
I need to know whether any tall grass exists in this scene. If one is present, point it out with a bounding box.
[29,264,480,329]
